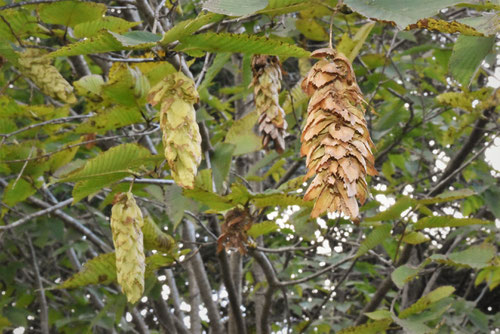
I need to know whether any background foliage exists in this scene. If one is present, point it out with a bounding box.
[0,0,499,333]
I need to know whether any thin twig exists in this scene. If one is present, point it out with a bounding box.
[27,236,50,334]
[0,198,73,230]
[0,115,92,139]
[1,127,160,164]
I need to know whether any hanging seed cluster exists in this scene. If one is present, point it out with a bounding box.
[301,48,377,221]
[217,207,253,254]
[17,49,76,104]
[110,192,145,303]
[251,55,288,153]
[147,72,202,189]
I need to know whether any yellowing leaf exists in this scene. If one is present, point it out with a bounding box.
[399,286,455,319]
[406,18,483,36]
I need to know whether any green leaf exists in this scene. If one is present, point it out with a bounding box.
[447,244,496,269]
[418,189,476,205]
[203,0,268,16]
[365,197,415,222]
[392,264,420,289]
[337,319,392,334]
[58,252,176,289]
[58,253,117,289]
[257,0,310,16]
[484,187,500,219]
[0,9,40,44]
[224,111,262,155]
[355,224,392,258]
[38,1,107,27]
[73,17,140,38]
[391,317,431,334]
[2,178,36,207]
[198,52,232,91]
[248,221,278,238]
[165,185,195,229]
[183,188,234,211]
[110,31,161,46]
[399,286,455,319]
[47,30,157,58]
[60,144,151,183]
[175,32,311,57]
[58,144,152,203]
[449,35,495,87]
[475,266,500,290]
[142,214,176,253]
[251,191,305,208]
[282,79,308,115]
[160,12,224,45]
[337,22,375,62]
[73,74,105,98]
[295,18,328,41]
[211,142,235,193]
[75,106,143,134]
[402,232,430,245]
[344,0,476,29]
[364,310,392,320]
[414,216,492,230]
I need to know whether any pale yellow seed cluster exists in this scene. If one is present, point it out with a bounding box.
[301,48,377,222]
[110,192,145,303]
[251,55,287,153]
[147,72,202,189]
[17,49,76,104]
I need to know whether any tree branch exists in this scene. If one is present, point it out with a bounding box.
[182,220,224,334]
[0,198,73,230]
[27,236,49,334]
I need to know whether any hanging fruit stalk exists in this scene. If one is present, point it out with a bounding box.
[110,192,145,303]
[251,55,288,153]
[147,72,202,189]
[17,49,77,103]
[300,48,377,222]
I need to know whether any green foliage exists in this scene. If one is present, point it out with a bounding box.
[38,1,107,27]
[398,286,455,319]
[431,244,496,269]
[392,264,420,289]
[355,224,392,258]
[365,197,415,222]
[175,32,311,57]
[344,0,476,28]
[414,216,493,230]
[57,144,153,202]
[337,319,392,334]
[48,31,159,58]
[58,252,177,290]
[224,111,262,155]
[248,221,279,238]
[449,35,496,87]
[203,0,268,16]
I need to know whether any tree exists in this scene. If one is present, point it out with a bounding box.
[0,0,499,333]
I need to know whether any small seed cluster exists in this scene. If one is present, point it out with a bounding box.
[251,55,288,153]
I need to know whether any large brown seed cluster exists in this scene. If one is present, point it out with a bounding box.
[251,55,288,153]
[300,48,377,221]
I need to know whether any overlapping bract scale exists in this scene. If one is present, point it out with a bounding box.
[147,72,202,189]
[251,55,288,153]
[300,48,377,221]
[110,192,145,303]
